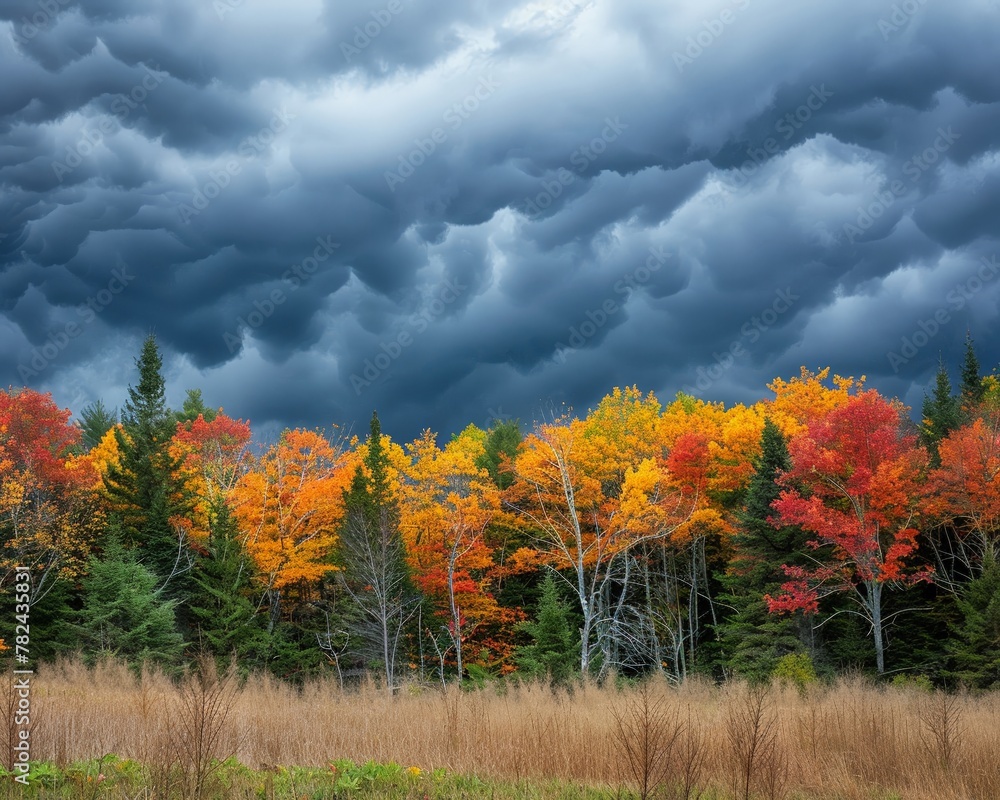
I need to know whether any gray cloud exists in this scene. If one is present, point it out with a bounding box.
[2,0,999,442]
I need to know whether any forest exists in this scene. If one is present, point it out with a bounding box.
[2,333,999,691]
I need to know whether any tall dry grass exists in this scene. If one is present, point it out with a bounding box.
[23,657,1000,800]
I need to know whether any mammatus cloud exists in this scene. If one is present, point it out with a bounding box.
[2,0,999,440]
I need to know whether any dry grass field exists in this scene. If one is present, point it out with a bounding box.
[11,658,1000,800]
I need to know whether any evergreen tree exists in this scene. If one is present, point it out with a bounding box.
[336,412,421,692]
[103,335,193,591]
[960,332,985,413]
[716,419,813,680]
[515,572,578,684]
[187,500,268,667]
[921,359,960,465]
[947,553,1000,689]
[173,388,217,425]
[79,400,118,451]
[476,419,522,490]
[77,538,184,669]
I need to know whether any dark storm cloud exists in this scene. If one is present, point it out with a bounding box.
[2,0,1000,442]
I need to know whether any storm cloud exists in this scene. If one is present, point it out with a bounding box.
[2,0,999,441]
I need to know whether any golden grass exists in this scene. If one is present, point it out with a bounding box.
[25,658,1000,800]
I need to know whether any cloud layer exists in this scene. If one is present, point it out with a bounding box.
[3,0,999,441]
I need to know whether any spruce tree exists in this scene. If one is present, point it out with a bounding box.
[187,500,268,667]
[103,335,193,592]
[921,359,960,465]
[947,553,1000,689]
[960,332,985,414]
[716,419,813,680]
[515,572,578,684]
[336,412,421,692]
[77,538,184,669]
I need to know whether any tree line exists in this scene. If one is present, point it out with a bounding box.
[1,334,998,690]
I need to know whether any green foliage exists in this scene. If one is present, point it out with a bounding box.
[102,335,195,590]
[515,572,578,684]
[476,419,522,490]
[890,673,934,692]
[921,359,960,465]
[716,419,813,680]
[771,652,818,692]
[78,399,118,451]
[336,411,421,689]
[173,388,218,424]
[960,332,985,413]
[76,538,184,670]
[186,501,268,667]
[947,553,1000,690]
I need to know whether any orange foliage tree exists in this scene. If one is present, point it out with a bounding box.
[400,425,503,680]
[230,428,355,623]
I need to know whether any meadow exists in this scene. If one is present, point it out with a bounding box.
[4,658,999,800]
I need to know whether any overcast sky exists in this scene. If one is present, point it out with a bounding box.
[2,0,999,443]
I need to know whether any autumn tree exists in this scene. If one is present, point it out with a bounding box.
[0,389,99,596]
[230,428,351,628]
[511,388,692,675]
[337,412,421,692]
[924,408,1000,587]
[401,426,503,680]
[766,391,932,673]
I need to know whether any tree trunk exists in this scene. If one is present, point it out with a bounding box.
[869,580,885,674]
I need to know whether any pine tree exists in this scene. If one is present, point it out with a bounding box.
[716,419,813,680]
[921,359,960,465]
[78,400,118,452]
[960,332,985,414]
[336,412,421,692]
[77,538,184,670]
[103,335,193,591]
[947,552,1000,689]
[515,572,578,684]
